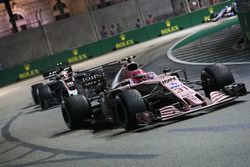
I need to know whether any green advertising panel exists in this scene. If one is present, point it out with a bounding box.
[0,72,3,86]
[81,42,102,58]
[99,27,148,54]
[145,15,192,40]
[1,68,20,85]
[1,63,39,85]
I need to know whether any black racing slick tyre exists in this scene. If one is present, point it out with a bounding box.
[201,63,235,97]
[61,94,91,130]
[38,85,53,109]
[115,89,147,130]
[31,83,43,105]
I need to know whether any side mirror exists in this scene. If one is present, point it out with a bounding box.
[163,68,171,74]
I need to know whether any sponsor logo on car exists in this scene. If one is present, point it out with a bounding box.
[162,77,177,84]
[82,73,104,87]
[169,82,183,90]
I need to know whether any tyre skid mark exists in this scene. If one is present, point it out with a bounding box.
[6,156,102,167]
[0,145,18,155]
[1,112,158,166]
[0,150,35,165]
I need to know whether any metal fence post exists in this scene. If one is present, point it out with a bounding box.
[84,0,99,41]
[36,9,53,56]
[184,0,191,13]
[134,0,145,26]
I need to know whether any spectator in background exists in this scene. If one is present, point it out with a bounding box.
[179,2,186,15]
[0,60,5,71]
[116,23,123,33]
[135,18,142,28]
[188,0,199,11]
[198,0,203,8]
[109,24,116,36]
[145,14,156,25]
[100,25,108,38]
[54,0,68,18]
[210,0,218,5]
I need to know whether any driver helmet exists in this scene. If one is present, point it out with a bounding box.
[130,69,147,83]
[59,71,69,80]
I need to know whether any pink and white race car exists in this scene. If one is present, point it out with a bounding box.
[61,57,247,130]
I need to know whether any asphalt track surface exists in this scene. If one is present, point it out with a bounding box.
[0,20,250,167]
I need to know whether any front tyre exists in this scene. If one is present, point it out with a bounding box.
[62,94,91,130]
[201,63,235,97]
[115,89,147,130]
[38,85,53,109]
[31,83,43,105]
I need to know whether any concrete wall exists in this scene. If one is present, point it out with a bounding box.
[0,28,49,67]
[93,0,140,38]
[138,0,174,20]
[44,13,96,54]
[0,11,96,67]
[92,0,176,38]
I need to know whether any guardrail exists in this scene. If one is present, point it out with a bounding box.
[0,0,234,87]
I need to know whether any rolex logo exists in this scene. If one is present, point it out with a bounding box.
[120,34,126,41]
[24,64,30,71]
[208,7,214,14]
[165,20,171,27]
[72,48,78,56]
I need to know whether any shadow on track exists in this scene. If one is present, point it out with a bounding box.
[25,105,60,115]
[50,122,119,139]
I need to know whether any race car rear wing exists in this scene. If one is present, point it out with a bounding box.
[43,65,72,80]
[74,61,122,98]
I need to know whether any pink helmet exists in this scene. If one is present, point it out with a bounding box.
[130,69,147,83]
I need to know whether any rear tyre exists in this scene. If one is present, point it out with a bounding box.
[115,89,147,130]
[201,63,235,97]
[31,83,43,105]
[38,85,53,109]
[61,94,91,130]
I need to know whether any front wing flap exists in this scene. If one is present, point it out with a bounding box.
[158,96,237,121]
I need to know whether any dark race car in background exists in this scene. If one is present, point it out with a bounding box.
[31,64,79,109]
[61,57,247,131]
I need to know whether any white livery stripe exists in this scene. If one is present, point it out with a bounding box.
[159,106,182,120]
[210,91,230,103]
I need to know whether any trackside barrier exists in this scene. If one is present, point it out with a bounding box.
[145,14,192,40]
[0,0,234,87]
